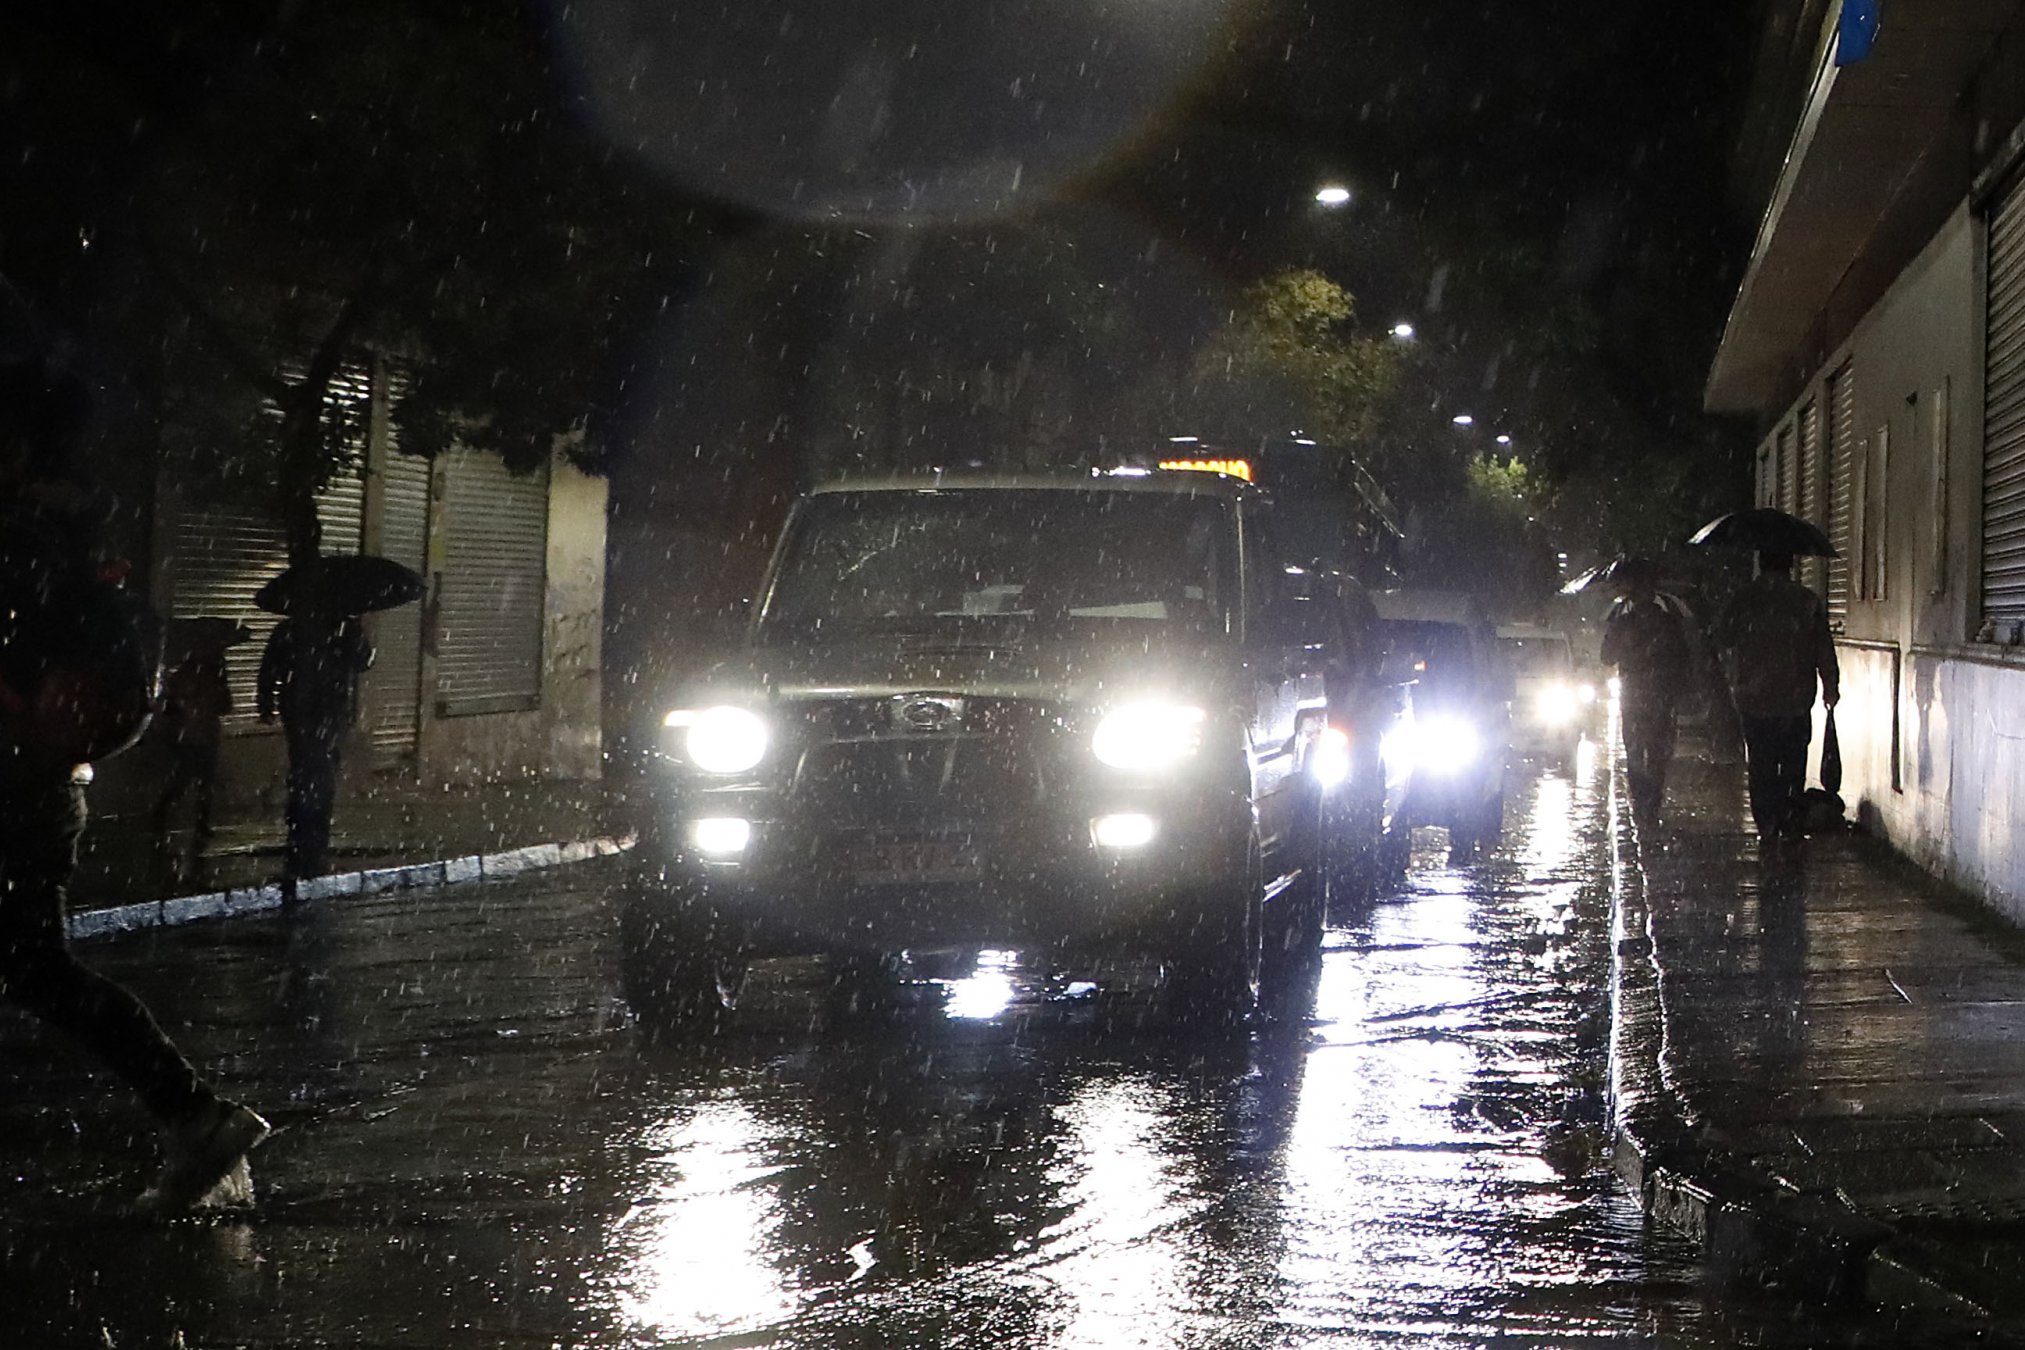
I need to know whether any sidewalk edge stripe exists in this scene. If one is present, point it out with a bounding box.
[63,834,635,942]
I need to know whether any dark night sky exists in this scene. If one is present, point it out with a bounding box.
[2,1,1753,478]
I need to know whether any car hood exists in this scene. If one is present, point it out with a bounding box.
[708,632,1237,707]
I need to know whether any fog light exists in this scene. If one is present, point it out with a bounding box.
[1092,813,1159,849]
[689,817,752,857]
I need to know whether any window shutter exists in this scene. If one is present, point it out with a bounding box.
[435,449,548,716]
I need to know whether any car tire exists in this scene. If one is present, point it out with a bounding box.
[1164,829,1262,1022]
[1267,785,1327,970]
[618,882,748,1032]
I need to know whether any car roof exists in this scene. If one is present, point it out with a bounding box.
[1495,623,1568,642]
[805,469,1257,499]
[1371,588,1486,625]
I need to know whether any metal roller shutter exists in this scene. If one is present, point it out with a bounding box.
[1827,362,1855,623]
[1798,401,1823,594]
[1777,422,1797,515]
[365,391,431,755]
[436,448,548,716]
[167,364,372,726]
[1985,180,2025,623]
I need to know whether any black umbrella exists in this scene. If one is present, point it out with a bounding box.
[1561,554,1666,596]
[1687,508,1835,557]
[166,616,253,655]
[254,555,424,616]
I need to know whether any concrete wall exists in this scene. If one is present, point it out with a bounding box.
[1755,204,2025,923]
[419,452,606,785]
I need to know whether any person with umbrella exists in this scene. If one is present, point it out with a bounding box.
[1,357,269,1212]
[1598,558,1693,824]
[254,554,420,882]
[1698,510,1841,842]
[150,618,247,882]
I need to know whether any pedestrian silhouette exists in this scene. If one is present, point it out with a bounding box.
[0,357,268,1213]
[1601,560,1693,823]
[258,610,373,882]
[1714,550,1841,842]
[150,633,236,881]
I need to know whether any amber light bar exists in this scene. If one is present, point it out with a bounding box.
[1156,457,1253,482]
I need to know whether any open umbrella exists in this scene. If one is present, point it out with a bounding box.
[1561,555,1665,596]
[1687,507,1835,557]
[165,616,253,656]
[254,555,424,616]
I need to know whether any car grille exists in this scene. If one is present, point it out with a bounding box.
[789,698,1063,830]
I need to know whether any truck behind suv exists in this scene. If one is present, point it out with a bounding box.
[623,470,1335,1025]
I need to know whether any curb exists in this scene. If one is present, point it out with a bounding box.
[1602,759,2017,1334]
[65,834,635,942]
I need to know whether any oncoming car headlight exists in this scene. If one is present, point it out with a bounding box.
[1383,712,1479,778]
[664,705,770,774]
[1534,682,1581,726]
[1092,702,1206,771]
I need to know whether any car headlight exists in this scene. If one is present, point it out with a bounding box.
[1092,701,1205,771]
[665,704,770,774]
[1384,712,1479,777]
[1535,683,1581,726]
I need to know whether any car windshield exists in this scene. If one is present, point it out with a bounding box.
[1502,637,1572,677]
[760,489,1234,640]
[1380,619,1483,701]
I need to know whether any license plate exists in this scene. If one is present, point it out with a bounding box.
[848,838,983,883]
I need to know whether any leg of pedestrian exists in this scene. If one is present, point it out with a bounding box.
[0,777,268,1213]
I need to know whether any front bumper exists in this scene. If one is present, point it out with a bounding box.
[631,775,1250,956]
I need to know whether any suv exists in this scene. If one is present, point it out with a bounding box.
[1496,623,1591,762]
[622,471,1333,1023]
[1370,589,1511,866]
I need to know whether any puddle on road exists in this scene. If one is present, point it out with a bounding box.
[0,752,1920,1347]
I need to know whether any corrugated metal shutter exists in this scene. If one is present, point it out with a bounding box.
[1798,401,1824,594]
[1756,444,1773,508]
[1827,361,1855,623]
[365,392,431,754]
[167,365,372,726]
[436,448,548,716]
[1984,180,2025,622]
[1778,423,1797,514]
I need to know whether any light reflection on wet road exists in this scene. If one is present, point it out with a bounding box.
[1,747,1884,1347]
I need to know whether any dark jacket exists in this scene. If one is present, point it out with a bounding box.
[1714,574,1840,719]
[256,616,373,728]
[1601,594,1693,707]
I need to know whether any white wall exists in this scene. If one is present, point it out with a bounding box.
[1760,204,2025,921]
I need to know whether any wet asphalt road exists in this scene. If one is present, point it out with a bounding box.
[3,750,1886,1348]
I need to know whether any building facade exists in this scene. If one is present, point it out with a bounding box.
[1712,0,2025,921]
[125,355,605,811]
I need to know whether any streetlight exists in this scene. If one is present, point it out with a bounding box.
[1314,184,1351,206]
[1495,433,1512,446]
[1390,321,1416,340]
[1450,413,1475,427]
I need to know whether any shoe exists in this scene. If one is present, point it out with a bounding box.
[137,1099,271,1216]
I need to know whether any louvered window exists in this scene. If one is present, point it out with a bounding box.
[1798,401,1824,595]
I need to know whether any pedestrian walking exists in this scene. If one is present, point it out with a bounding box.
[1599,559,1692,822]
[150,635,234,881]
[257,610,372,881]
[1713,550,1840,841]
[0,358,268,1213]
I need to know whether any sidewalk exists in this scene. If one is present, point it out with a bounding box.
[68,775,629,938]
[1610,748,2025,1335]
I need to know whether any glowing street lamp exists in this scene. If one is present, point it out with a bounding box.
[1390,321,1416,339]
[1495,433,1513,446]
[1313,184,1352,206]
[1450,413,1475,427]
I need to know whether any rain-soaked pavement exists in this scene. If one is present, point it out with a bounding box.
[2,751,1893,1348]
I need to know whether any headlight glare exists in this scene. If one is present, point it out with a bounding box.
[1535,683,1580,725]
[1092,702,1205,771]
[680,705,770,774]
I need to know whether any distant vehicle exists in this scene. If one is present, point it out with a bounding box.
[1370,589,1511,867]
[622,469,1335,1026]
[1495,623,1594,762]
